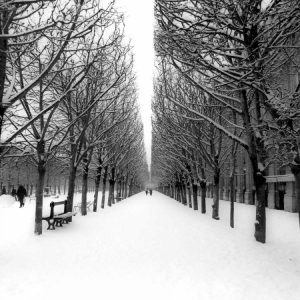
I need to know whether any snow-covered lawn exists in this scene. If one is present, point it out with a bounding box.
[0,192,300,300]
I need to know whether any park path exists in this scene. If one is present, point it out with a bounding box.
[0,192,300,300]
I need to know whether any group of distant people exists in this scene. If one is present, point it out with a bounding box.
[145,188,153,196]
[11,185,27,208]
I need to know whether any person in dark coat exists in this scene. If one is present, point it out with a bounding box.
[149,189,152,196]
[11,188,17,201]
[17,185,27,208]
[1,186,6,195]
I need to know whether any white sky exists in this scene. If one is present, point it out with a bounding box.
[117,0,154,168]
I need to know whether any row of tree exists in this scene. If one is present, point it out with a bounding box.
[0,0,148,235]
[153,0,300,243]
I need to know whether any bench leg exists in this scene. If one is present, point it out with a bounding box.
[55,219,63,227]
[47,219,56,230]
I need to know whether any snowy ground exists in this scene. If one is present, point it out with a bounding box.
[0,191,300,300]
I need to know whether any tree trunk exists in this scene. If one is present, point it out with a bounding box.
[120,179,125,200]
[124,176,128,198]
[121,179,125,199]
[173,185,176,200]
[111,181,116,204]
[169,184,173,198]
[176,184,180,202]
[63,177,66,194]
[34,159,46,235]
[240,87,267,243]
[229,175,234,228]
[291,154,300,226]
[53,180,57,195]
[192,183,198,210]
[200,180,206,214]
[188,184,192,208]
[182,183,187,205]
[118,179,122,198]
[66,165,77,219]
[253,171,266,243]
[229,144,237,228]
[248,145,267,243]
[294,171,300,225]
[108,167,115,206]
[93,165,102,212]
[180,184,183,203]
[116,179,121,201]
[81,163,88,216]
[57,176,61,195]
[0,9,8,142]
[212,168,220,220]
[128,178,134,197]
[101,166,108,209]
[179,183,182,203]
[66,117,77,219]
[0,106,7,153]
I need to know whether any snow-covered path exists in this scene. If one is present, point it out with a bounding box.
[1,192,300,300]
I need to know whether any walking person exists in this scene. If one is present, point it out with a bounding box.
[17,185,27,208]
[149,189,152,196]
[11,187,17,201]
[145,189,148,195]
[1,186,6,194]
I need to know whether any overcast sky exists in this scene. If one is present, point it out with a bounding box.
[117,0,154,168]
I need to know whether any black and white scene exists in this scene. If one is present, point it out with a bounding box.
[0,0,300,299]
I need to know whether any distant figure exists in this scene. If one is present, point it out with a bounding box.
[1,186,6,195]
[149,189,152,196]
[17,185,27,208]
[145,189,148,195]
[11,188,17,201]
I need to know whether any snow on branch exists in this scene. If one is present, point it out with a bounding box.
[165,94,249,150]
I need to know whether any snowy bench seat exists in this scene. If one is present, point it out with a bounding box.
[53,211,77,227]
[42,200,77,230]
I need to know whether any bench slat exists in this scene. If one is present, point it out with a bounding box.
[53,212,77,219]
[52,200,66,206]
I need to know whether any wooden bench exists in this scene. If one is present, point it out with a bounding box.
[42,200,77,230]
[74,201,93,213]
